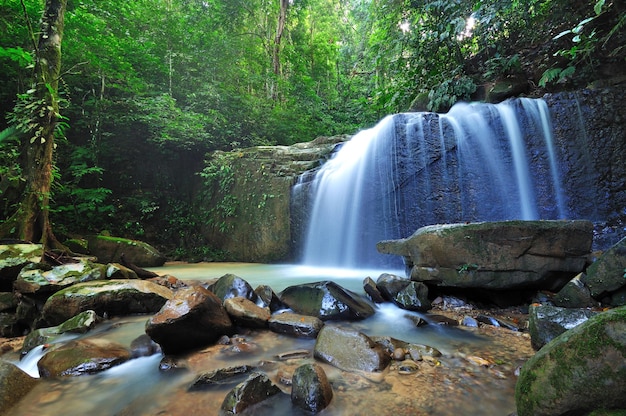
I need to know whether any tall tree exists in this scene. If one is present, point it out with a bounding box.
[0,0,67,250]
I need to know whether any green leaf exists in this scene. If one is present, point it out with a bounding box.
[594,0,605,15]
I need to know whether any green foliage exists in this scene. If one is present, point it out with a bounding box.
[0,46,33,67]
[483,54,522,80]
[428,75,477,112]
[198,152,240,233]
[51,145,114,235]
[540,0,626,87]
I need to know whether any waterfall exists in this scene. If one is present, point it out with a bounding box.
[295,98,568,269]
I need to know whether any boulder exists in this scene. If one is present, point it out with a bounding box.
[377,220,593,291]
[37,338,131,377]
[363,277,385,303]
[279,281,375,320]
[268,312,324,338]
[209,274,258,303]
[130,334,161,358]
[86,235,166,267]
[582,236,626,299]
[254,285,287,312]
[219,372,282,415]
[224,297,270,329]
[0,361,38,414]
[516,306,626,416]
[527,304,598,350]
[41,279,173,326]
[0,243,43,290]
[21,310,100,356]
[314,325,390,373]
[145,285,234,355]
[553,273,597,308]
[376,273,431,311]
[14,260,107,295]
[291,363,333,413]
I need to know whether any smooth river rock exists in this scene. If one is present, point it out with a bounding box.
[280,281,375,320]
[314,325,390,373]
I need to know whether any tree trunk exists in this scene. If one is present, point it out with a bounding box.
[0,0,67,251]
[271,0,289,100]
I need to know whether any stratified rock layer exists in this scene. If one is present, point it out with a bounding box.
[378,220,593,291]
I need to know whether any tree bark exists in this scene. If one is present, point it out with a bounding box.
[271,0,289,100]
[0,0,67,251]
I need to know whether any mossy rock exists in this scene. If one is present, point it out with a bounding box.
[0,361,38,414]
[86,235,165,267]
[515,306,626,416]
[0,244,43,285]
[41,279,173,326]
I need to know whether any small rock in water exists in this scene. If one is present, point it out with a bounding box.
[427,314,459,326]
[461,316,479,327]
[397,359,420,375]
[188,365,255,391]
[159,356,187,372]
[392,347,406,361]
[275,349,311,361]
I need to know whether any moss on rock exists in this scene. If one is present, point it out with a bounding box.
[515,306,626,416]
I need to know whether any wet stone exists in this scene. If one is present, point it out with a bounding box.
[189,365,255,391]
[291,363,334,413]
[397,359,420,375]
[219,372,282,415]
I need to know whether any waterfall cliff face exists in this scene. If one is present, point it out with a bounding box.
[294,96,609,269]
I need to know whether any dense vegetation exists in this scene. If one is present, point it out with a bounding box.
[0,0,624,259]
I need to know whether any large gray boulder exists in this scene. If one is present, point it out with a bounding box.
[516,306,626,416]
[41,279,173,326]
[146,285,234,355]
[377,220,593,291]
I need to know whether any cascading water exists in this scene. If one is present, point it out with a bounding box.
[295,98,568,269]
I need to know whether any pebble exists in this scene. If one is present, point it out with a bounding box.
[398,359,419,375]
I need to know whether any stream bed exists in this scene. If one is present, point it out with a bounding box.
[2,263,534,415]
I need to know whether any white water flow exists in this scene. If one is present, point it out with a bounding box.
[299,98,567,269]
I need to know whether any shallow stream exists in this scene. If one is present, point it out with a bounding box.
[4,263,534,415]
